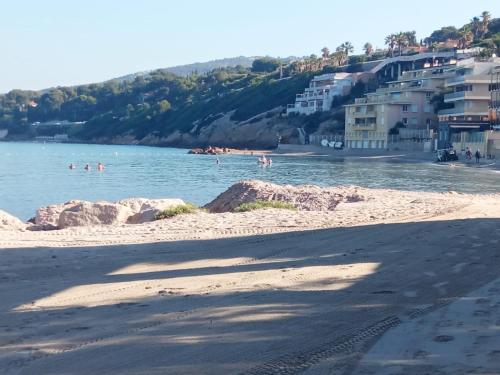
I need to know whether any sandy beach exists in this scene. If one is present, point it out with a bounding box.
[1,188,500,374]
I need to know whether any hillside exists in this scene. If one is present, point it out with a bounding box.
[0,62,316,148]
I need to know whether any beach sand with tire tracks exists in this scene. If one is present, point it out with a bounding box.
[0,188,499,374]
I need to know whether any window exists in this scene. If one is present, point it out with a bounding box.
[402,117,408,125]
[426,92,432,98]
[411,104,418,113]
[411,117,418,125]
[426,119,431,126]
[402,105,409,112]
[424,104,431,113]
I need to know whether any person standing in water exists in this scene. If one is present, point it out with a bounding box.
[97,162,105,171]
[216,157,220,165]
[84,164,91,171]
[69,163,76,170]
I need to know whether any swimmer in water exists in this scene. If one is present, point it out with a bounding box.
[216,157,220,165]
[84,164,91,171]
[97,162,104,171]
[69,163,76,170]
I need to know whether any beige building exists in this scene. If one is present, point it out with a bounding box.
[344,64,455,149]
[437,58,500,155]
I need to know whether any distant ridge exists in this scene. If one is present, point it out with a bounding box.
[113,56,257,82]
[112,56,300,82]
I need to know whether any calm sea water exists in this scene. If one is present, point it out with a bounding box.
[1,142,499,220]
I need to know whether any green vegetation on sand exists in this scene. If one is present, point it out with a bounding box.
[233,200,297,213]
[155,204,198,220]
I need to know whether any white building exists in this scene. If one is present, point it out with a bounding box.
[287,73,360,115]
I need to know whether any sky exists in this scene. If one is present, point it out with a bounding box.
[2,0,500,93]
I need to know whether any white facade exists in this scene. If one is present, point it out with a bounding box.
[287,73,357,115]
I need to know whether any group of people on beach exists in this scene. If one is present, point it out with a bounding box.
[69,163,105,171]
[464,147,482,164]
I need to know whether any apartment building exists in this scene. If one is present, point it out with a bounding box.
[437,57,500,155]
[287,73,362,115]
[344,64,455,149]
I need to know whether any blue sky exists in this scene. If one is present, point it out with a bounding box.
[2,0,500,92]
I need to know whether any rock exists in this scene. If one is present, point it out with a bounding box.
[126,199,186,224]
[58,202,134,229]
[204,180,366,213]
[116,198,152,213]
[35,200,86,230]
[0,210,26,230]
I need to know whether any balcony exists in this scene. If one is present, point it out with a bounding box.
[444,91,491,102]
[353,110,377,117]
[446,74,492,86]
[351,124,376,131]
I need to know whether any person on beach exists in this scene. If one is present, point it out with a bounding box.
[84,164,91,171]
[466,147,472,160]
[475,149,481,164]
[97,162,104,171]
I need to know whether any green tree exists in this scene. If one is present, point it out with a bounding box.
[481,11,491,36]
[251,57,281,73]
[385,34,397,57]
[363,42,373,56]
[321,47,330,59]
[156,99,171,113]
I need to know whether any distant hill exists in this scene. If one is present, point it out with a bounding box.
[112,56,300,82]
[113,57,257,83]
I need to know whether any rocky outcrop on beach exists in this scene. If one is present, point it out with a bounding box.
[205,180,365,213]
[58,202,135,229]
[188,146,228,155]
[30,198,186,230]
[35,200,86,230]
[0,210,26,230]
[120,198,186,224]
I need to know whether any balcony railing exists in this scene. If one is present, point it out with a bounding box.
[446,74,492,86]
[444,91,491,102]
[350,124,376,130]
[353,111,377,117]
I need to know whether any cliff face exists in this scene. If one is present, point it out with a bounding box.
[135,108,301,149]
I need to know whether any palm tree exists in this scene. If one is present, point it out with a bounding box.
[363,42,373,56]
[458,27,474,49]
[404,31,417,46]
[385,34,397,57]
[329,51,342,67]
[321,47,330,60]
[341,41,354,55]
[481,11,491,36]
[336,42,354,65]
[395,32,409,56]
[470,16,482,39]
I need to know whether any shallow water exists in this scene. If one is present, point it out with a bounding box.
[1,142,499,220]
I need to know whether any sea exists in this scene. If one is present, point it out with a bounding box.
[1,142,499,220]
